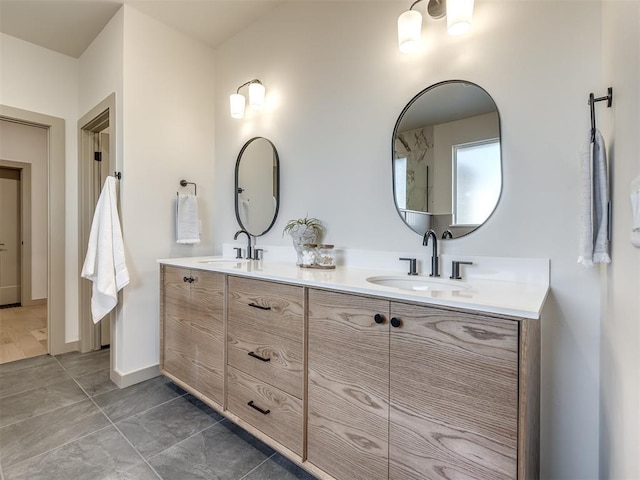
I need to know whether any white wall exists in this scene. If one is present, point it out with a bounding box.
[0,33,78,336]
[214,2,603,478]
[600,2,640,478]
[117,6,216,375]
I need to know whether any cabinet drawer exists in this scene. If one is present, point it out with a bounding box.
[227,366,303,456]
[228,322,303,399]
[228,277,303,342]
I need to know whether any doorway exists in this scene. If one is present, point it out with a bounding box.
[78,94,116,353]
[0,106,68,357]
[0,167,22,307]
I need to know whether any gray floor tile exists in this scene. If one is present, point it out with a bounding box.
[117,394,223,459]
[148,419,274,480]
[0,378,87,427]
[243,454,317,480]
[105,462,161,480]
[76,368,118,397]
[0,398,110,468]
[3,426,144,480]
[0,354,56,377]
[93,376,184,423]
[55,348,110,378]
[0,361,70,398]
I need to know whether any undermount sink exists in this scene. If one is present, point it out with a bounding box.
[366,275,470,292]
[198,258,250,264]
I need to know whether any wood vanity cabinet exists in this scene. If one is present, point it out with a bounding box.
[159,265,225,406]
[226,276,305,456]
[308,288,538,480]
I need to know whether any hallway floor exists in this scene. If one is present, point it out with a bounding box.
[0,305,47,364]
[0,349,316,480]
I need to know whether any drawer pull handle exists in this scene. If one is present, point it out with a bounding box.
[248,302,271,311]
[248,351,271,362]
[248,400,270,415]
[183,276,195,283]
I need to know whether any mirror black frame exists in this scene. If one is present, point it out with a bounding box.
[234,137,280,236]
[391,79,503,239]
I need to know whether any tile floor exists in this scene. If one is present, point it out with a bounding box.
[0,349,317,480]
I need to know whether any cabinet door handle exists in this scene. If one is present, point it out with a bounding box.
[374,313,386,324]
[183,276,189,283]
[390,317,402,328]
[247,400,270,415]
[183,276,195,283]
[248,302,271,311]
[248,351,271,362]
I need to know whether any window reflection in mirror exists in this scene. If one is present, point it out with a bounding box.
[392,80,502,239]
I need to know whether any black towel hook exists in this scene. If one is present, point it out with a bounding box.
[589,87,613,142]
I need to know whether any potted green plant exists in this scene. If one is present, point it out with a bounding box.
[283,216,324,265]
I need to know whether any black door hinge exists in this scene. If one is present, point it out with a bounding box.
[94,152,102,162]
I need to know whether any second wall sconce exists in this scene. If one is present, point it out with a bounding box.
[230,79,265,119]
[398,0,474,53]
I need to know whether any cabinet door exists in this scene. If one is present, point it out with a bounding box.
[161,266,225,406]
[389,303,519,480]
[307,289,390,480]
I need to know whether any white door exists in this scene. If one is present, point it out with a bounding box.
[0,167,21,305]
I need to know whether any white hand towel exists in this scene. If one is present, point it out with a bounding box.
[578,129,611,266]
[592,130,611,264]
[578,134,594,267]
[81,176,130,323]
[176,194,200,244]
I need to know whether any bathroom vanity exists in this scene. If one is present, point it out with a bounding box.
[158,255,547,480]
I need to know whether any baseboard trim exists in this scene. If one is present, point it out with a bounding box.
[111,364,160,389]
[22,298,47,307]
[54,340,78,356]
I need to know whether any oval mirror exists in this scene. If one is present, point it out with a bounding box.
[392,80,502,239]
[235,137,280,236]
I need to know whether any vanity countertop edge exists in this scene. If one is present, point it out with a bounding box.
[157,256,549,320]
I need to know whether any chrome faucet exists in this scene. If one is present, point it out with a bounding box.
[234,229,252,259]
[422,229,440,277]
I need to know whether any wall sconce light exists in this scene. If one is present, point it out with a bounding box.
[229,79,265,119]
[398,0,474,53]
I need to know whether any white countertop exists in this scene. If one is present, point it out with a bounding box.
[157,256,549,320]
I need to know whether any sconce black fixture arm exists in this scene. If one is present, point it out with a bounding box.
[408,0,446,18]
[236,79,263,94]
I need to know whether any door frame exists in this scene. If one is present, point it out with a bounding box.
[0,161,33,307]
[78,94,116,353]
[0,105,69,355]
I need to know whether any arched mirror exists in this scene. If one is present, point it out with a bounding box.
[235,137,280,236]
[392,80,502,239]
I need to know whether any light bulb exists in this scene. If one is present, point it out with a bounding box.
[249,82,265,110]
[446,0,474,36]
[398,9,422,54]
[230,93,245,119]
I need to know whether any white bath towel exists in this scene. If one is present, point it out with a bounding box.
[176,194,200,244]
[578,129,611,266]
[81,176,130,323]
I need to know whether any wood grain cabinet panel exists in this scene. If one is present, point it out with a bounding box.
[389,302,519,480]
[228,276,304,342]
[227,366,303,456]
[160,265,224,406]
[307,289,390,480]
[307,288,535,480]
